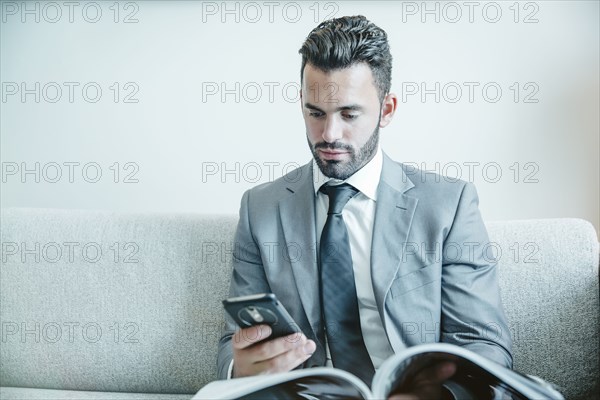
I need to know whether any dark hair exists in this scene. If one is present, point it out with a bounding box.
[298,15,392,103]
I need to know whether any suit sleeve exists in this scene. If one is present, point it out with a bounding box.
[216,189,272,379]
[440,182,513,368]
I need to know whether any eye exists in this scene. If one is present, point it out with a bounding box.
[343,113,359,120]
[309,111,324,118]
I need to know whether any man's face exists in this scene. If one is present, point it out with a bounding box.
[301,62,382,180]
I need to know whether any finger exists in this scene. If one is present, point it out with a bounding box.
[407,361,457,400]
[245,334,310,361]
[413,361,456,385]
[436,361,456,381]
[280,338,316,368]
[301,339,316,356]
[232,325,272,350]
[253,339,316,374]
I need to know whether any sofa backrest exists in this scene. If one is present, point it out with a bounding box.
[487,218,599,400]
[1,208,237,394]
[1,209,598,399]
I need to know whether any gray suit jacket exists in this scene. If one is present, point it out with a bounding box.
[217,152,513,379]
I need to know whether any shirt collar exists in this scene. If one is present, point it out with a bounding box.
[312,145,382,201]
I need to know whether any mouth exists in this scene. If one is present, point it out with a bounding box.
[319,149,350,160]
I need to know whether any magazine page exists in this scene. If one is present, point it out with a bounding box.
[371,343,564,400]
[193,367,372,400]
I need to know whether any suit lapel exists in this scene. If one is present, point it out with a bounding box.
[278,162,321,338]
[371,153,418,327]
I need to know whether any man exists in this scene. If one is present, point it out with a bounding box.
[217,15,512,397]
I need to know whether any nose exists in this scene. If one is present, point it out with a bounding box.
[321,116,343,143]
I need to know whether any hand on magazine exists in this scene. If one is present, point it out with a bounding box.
[231,324,317,378]
[388,361,457,400]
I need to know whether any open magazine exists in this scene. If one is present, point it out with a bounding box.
[194,343,564,400]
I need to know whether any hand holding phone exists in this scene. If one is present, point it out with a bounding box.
[223,293,301,340]
[223,293,316,378]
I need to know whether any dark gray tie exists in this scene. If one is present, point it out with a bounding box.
[319,183,375,385]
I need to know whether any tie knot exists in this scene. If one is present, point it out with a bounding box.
[320,183,359,215]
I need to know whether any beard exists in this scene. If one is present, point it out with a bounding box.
[308,125,380,181]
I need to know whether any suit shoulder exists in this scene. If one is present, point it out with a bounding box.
[242,161,311,204]
[397,161,471,193]
[391,160,480,213]
[388,159,483,234]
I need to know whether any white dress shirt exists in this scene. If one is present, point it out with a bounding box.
[313,146,395,370]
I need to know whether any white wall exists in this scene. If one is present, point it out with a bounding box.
[1,1,598,236]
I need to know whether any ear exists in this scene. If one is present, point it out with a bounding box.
[379,92,398,128]
[299,88,303,112]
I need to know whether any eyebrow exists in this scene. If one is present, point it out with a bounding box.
[304,102,364,113]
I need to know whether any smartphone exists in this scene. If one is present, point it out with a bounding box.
[222,293,302,340]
